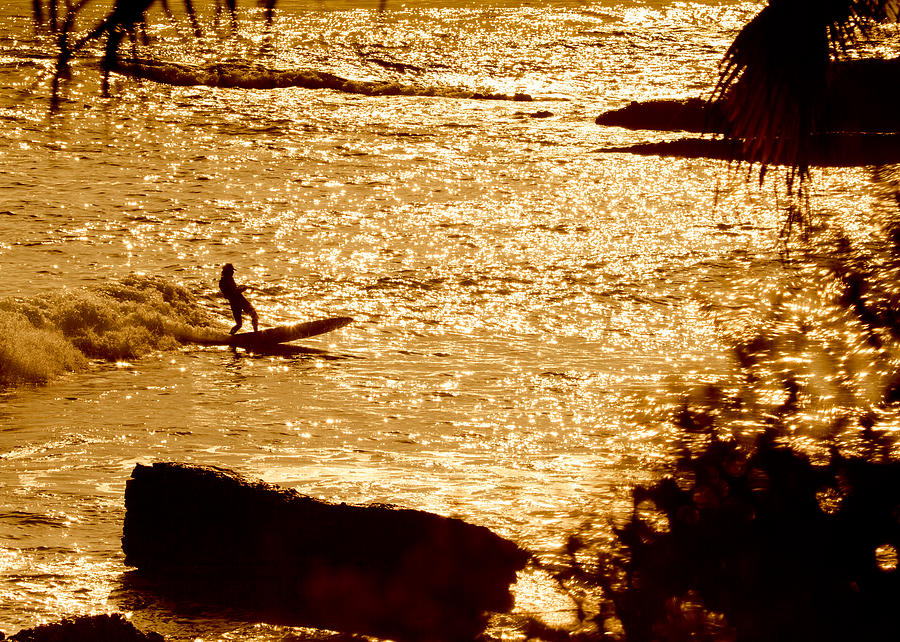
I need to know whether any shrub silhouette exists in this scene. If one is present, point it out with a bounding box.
[546,175,900,642]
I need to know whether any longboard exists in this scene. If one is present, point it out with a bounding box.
[183,317,353,349]
[229,316,353,349]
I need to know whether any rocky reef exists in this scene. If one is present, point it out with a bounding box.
[595,97,725,134]
[598,133,900,167]
[596,57,900,136]
[122,462,530,641]
[594,57,900,166]
[5,614,163,642]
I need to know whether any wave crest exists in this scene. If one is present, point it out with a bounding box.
[113,59,533,101]
[0,276,213,386]
[0,310,87,385]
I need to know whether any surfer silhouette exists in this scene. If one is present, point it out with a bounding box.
[219,263,259,334]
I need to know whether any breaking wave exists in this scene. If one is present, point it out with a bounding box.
[112,59,533,101]
[0,275,214,386]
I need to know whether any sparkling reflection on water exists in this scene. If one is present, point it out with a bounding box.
[0,0,889,638]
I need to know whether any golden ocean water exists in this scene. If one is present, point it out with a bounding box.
[0,0,892,638]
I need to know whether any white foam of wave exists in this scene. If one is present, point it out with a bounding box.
[0,275,213,386]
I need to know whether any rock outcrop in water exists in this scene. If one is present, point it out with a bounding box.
[595,97,726,133]
[8,614,164,642]
[122,462,530,641]
[594,57,900,167]
[596,57,900,135]
[598,133,900,167]
[112,59,533,101]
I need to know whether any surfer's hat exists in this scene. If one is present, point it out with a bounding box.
[223,263,234,273]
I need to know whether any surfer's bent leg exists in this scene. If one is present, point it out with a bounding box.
[243,299,259,333]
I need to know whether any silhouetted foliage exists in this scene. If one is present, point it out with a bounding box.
[539,140,900,642]
[36,1,408,107]
[542,365,900,640]
[712,0,900,192]
[38,0,241,104]
[588,428,900,642]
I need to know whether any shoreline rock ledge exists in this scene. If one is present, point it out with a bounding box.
[122,462,530,641]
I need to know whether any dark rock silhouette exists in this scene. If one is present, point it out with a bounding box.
[595,98,726,133]
[597,133,900,167]
[596,57,900,135]
[820,57,900,134]
[7,614,164,642]
[122,462,530,641]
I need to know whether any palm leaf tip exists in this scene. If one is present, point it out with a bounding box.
[713,0,900,180]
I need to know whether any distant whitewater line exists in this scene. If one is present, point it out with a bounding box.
[0,275,216,386]
[113,58,533,101]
